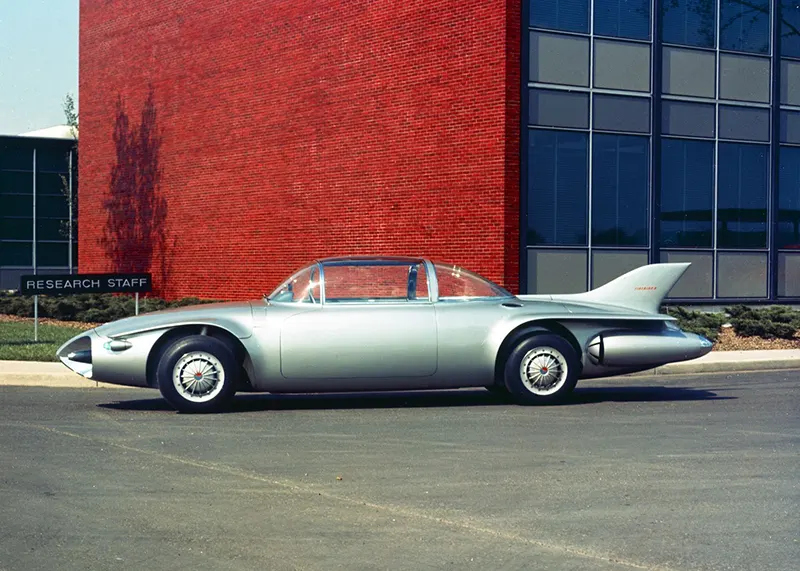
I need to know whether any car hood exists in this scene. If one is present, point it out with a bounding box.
[92,301,257,339]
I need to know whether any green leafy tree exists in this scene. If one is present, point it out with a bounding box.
[59,94,79,264]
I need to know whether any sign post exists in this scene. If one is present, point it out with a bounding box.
[19,273,153,339]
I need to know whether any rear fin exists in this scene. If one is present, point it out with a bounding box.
[551,262,690,314]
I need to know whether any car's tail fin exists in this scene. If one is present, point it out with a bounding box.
[551,262,690,314]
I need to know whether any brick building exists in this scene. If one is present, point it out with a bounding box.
[78,0,800,302]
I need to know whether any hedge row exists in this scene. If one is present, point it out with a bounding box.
[0,292,219,324]
[664,305,800,341]
[2,292,799,342]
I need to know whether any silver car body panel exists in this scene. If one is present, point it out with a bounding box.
[57,258,713,392]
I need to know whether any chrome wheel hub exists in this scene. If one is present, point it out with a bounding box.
[519,347,568,396]
[172,352,225,403]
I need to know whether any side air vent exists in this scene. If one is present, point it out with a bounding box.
[502,302,523,308]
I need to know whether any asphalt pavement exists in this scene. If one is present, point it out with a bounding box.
[0,371,797,571]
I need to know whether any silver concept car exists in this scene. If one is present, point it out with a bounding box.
[57,256,712,413]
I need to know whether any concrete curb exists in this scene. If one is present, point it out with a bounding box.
[623,349,800,377]
[0,361,138,389]
[0,350,799,389]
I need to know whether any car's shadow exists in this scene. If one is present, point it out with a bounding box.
[98,385,734,413]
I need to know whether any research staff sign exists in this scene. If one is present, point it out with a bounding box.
[20,273,153,295]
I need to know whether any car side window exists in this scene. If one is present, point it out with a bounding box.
[434,263,510,300]
[268,265,321,303]
[322,262,430,303]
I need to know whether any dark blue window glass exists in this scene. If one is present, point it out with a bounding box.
[778,146,800,247]
[720,0,770,54]
[717,143,769,248]
[594,0,650,40]
[527,129,588,246]
[531,0,589,34]
[662,0,716,47]
[591,134,649,246]
[660,139,714,248]
[783,0,800,58]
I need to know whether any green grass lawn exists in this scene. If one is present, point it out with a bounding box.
[0,321,93,362]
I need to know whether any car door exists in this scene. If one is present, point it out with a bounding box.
[279,261,438,379]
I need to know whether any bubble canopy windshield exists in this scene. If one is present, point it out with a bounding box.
[267,257,512,303]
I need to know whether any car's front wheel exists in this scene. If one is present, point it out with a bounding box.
[503,334,579,405]
[156,335,238,413]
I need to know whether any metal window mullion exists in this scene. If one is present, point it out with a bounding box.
[68,149,73,274]
[770,0,782,299]
[587,0,594,291]
[650,0,661,265]
[520,1,531,293]
[712,0,721,300]
[32,148,36,273]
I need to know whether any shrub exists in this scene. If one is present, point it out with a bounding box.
[725,304,800,340]
[663,306,727,341]
[0,291,222,324]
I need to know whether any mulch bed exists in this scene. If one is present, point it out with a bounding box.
[711,326,800,351]
[0,314,100,330]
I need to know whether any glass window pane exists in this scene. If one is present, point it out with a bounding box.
[0,147,33,171]
[0,171,33,195]
[662,100,715,138]
[778,146,800,248]
[719,0,770,54]
[780,111,800,144]
[593,95,650,133]
[0,195,33,217]
[1,218,33,241]
[322,263,430,301]
[591,134,649,246]
[717,143,769,248]
[591,250,648,288]
[662,47,715,98]
[527,249,587,294]
[781,59,800,106]
[0,242,32,266]
[268,264,322,303]
[661,139,714,248]
[36,241,70,267]
[719,106,770,141]
[35,148,69,173]
[36,172,67,196]
[434,263,507,298]
[530,0,589,33]
[594,0,650,40]
[778,253,800,297]
[530,32,590,87]
[719,54,770,103]
[529,89,589,129]
[783,0,800,58]
[527,129,588,246]
[662,251,713,298]
[36,218,67,241]
[37,195,69,219]
[594,39,651,92]
[717,253,767,298]
[662,0,716,48]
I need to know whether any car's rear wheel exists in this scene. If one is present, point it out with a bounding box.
[503,334,579,405]
[156,335,238,413]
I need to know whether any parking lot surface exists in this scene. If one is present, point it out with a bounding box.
[1,371,797,571]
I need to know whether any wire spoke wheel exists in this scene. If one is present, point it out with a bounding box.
[172,351,226,403]
[518,346,569,396]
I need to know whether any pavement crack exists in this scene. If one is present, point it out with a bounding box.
[20,421,681,571]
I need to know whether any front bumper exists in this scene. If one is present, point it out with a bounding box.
[56,328,162,388]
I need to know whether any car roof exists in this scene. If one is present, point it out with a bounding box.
[316,255,427,266]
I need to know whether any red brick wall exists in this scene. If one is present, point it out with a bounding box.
[79,0,520,300]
